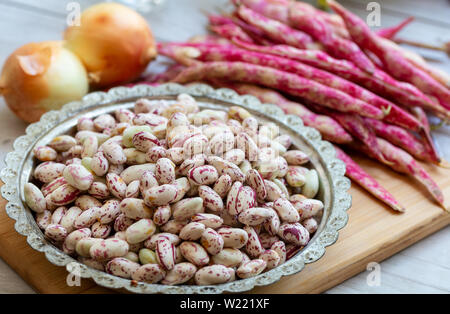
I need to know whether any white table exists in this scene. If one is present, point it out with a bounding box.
[0,0,448,294]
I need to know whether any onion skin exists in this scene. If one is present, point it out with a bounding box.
[0,41,89,123]
[64,2,157,88]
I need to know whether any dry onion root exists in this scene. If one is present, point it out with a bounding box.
[64,2,157,88]
[0,41,89,123]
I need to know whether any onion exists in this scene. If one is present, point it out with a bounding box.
[0,41,89,123]
[64,2,157,88]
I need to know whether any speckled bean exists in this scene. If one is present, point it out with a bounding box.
[161,262,197,285]
[24,183,46,213]
[278,222,310,246]
[126,219,156,244]
[106,257,140,279]
[180,241,210,267]
[89,238,129,260]
[131,263,166,283]
[45,224,68,242]
[156,237,176,270]
[213,174,232,198]
[34,162,66,183]
[236,259,266,279]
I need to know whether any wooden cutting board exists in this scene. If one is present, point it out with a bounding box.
[1,153,449,294]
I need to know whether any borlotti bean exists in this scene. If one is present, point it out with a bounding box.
[27,95,324,285]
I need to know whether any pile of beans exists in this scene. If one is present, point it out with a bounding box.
[24,94,323,285]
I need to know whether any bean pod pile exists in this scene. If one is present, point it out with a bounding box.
[24,94,323,285]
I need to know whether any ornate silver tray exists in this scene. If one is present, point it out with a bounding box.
[0,83,351,294]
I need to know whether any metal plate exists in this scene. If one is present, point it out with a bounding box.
[0,83,351,294]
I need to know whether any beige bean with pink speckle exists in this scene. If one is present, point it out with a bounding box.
[198,185,223,212]
[245,169,267,201]
[271,241,286,264]
[211,248,243,267]
[146,146,167,163]
[213,174,232,198]
[94,114,115,131]
[156,237,176,270]
[125,180,140,198]
[238,207,273,226]
[106,173,127,199]
[77,117,95,131]
[283,150,309,165]
[143,184,179,207]
[115,108,135,123]
[126,219,156,244]
[161,262,197,285]
[132,131,160,152]
[48,135,77,152]
[41,177,67,197]
[172,197,204,221]
[24,183,46,213]
[264,180,284,202]
[160,220,187,234]
[236,259,267,279]
[180,241,210,267]
[59,206,81,233]
[88,182,110,199]
[75,195,102,211]
[190,213,223,229]
[155,158,176,184]
[119,198,153,220]
[302,217,318,234]
[89,238,129,260]
[178,154,205,176]
[179,222,206,241]
[34,162,66,183]
[259,233,280,249]
[139,170,158,194]
[63,228,91,254]
[120,163,155,184]
[124,148,147,165]
[132,263,166,283]
[75,237,103,257]
[244,226,264,258]
[34,146,57,162]
[200,228,224,255]
[273,198,300,223]
[263,207,280,236]
[36,210,52,230]
[153,205,171,226]
[145,233,180,250]
[259,249,280,270]
[278,222,310,246]
[102,142,126,165]
[45,224,68,242]
[91,152,109,176]
[226,182,256,216]
[294,199,323,219]
[81,135,98,158]
[91,222,112,239]
[188,165,218,185]
[63,164,94,191]
[217,227,248,249]
[194,265,234,285]
[74,206,101,229]
[106,257,140,279]
[50,184,81,206]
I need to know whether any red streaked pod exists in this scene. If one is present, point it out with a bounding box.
[278,222,310,246]
[34,162,66,183]
[36,210,52,230]
[217,227,248,249]
[259,233,280,249]
[106,257,140,279]
[273,198,300,223]
[244,225,264,258]
[144,233,181,250]
[153,205,172,226]
[245,169,267,201]
[188,165,219,185]
[41,176,68,197]
[227,182,256,216]
[91,152,109,176]
[45,224,68,242]
[283,150,309,165]
[106,173,127,199]
[88,182,110,199]
[155,158,176,184]
[156,237,177,270]
[259,249,281,270]
[271,240,287,265]
[63,228,91,254]
[200,228,224,255]
[238,207,273,226]
[91,222,112,239]
[213,174,232,198]
[236,259,267,279]
[180,241,210,267]
[50,184,81,206]
[179,222,206,241]
[191,213,223,229]
[98,199,120,224]
[119,198,153,220]
[132,263,166,284]
[132,131,160,152]
[198,185,224,212]
[194,265,234,285]
[113,214,135,232]
[125,180,140,198]
[161,262,197,285]
[143,184,179,207]
[263,207,281,236]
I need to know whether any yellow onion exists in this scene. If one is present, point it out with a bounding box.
[64,2,157,88]
[0,41,89,123]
